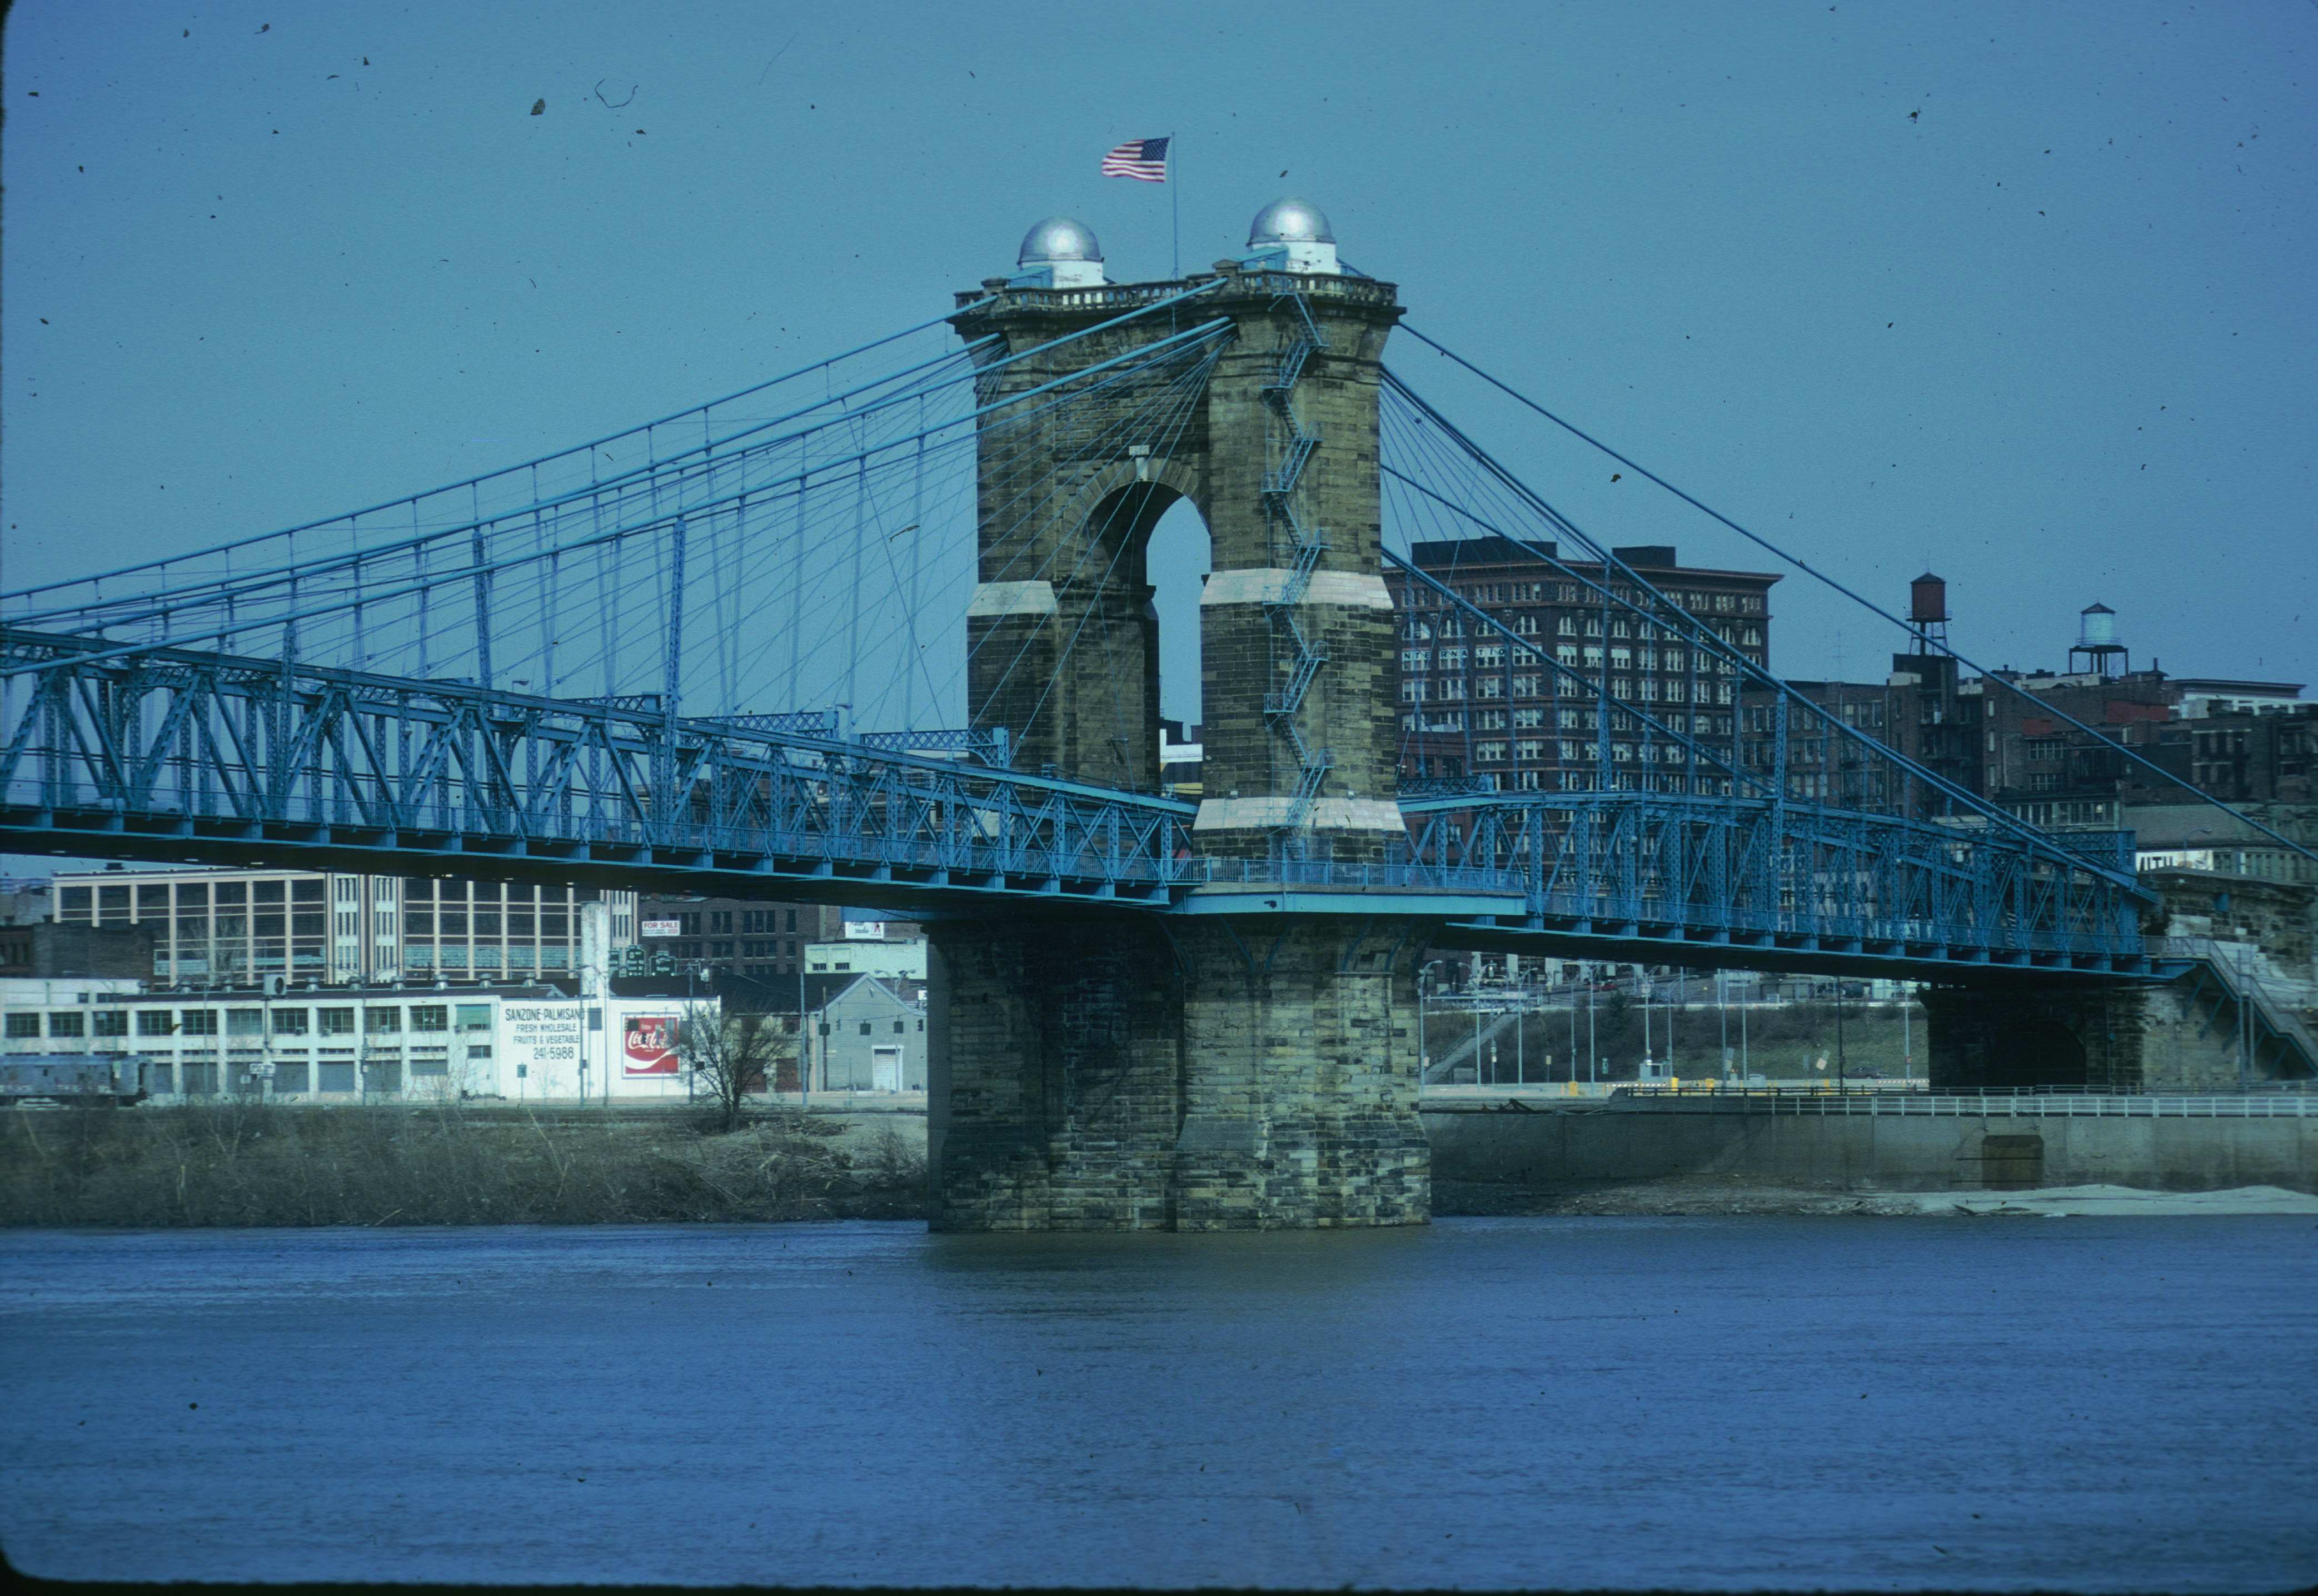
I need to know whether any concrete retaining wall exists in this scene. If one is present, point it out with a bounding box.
[1421,1105,2318,1194]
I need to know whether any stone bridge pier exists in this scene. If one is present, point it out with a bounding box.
[931,207,1439,1229]
[926,916,1432,1230]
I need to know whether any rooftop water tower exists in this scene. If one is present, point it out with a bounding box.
[1907,571,1950,653]
[2068,602,2129,679]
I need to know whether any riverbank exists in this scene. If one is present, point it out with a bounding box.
[0,1104,927,1228]
[1434,1175,2318,1217]
[17,1105,2314,1228]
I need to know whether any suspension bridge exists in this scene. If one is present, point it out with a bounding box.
[3,200,2191,1227]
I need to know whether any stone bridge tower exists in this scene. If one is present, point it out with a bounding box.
[926,203,1439,1230]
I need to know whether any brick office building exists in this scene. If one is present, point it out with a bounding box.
[1384,539,1778,795]
[634,896,848,982]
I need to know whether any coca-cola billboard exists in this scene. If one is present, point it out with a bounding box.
[622,1014,678,1076]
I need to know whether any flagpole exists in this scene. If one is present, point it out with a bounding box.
[1170,132,1179,279]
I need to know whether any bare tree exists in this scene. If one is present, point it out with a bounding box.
[676,1007,781,1134]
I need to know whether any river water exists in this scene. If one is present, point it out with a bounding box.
[4,1217,2312,1590]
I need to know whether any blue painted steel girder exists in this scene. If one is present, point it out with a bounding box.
[3,630,2154,979]
[0,628,1205,912]
[1400,790,2149,977]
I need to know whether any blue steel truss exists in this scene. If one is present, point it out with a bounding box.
[0,628,1207,913]
[0,624,2157,975]
[1403,792,2147,976]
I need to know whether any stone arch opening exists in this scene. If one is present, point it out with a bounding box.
[1146,498,1213,734]
[1039,475,1205,794]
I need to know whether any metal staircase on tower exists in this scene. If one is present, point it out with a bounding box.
[1261,293,1333,830]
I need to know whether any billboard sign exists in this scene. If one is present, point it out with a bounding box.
[623,1014,679,1076]
[641,920,682,938]
[502,1002,586,1093]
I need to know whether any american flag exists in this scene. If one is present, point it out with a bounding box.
[1100,136,1170,182]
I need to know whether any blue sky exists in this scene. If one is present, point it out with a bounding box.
[4,0,2313,722]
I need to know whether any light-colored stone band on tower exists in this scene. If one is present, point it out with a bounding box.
[1198,570,1394,609]
[967,580,1060,617]
[1192,796,1406,831]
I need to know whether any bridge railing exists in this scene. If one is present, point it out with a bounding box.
[1611,1087,2318,1117]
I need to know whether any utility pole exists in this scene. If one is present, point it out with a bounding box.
[1835,979,1848,1088]
[1587,979,1597,1084]
[1672,969,1682,1075]
[2239,947,2252,1088]
[1718,968,1729,1080]
[1568,970,1578,1085]
[1902,982,1912,1080]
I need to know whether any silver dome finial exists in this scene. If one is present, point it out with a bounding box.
[1248,198,1334,246]
[1019,216,1103,266]
[1246,198,1339,274]
[1014,216,1107,288]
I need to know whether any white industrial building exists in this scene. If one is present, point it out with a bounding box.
[0,979,718,1105]
[48,865,637,987]
[803,939,929,981]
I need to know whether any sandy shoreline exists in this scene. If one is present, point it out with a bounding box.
[1432,1178,2318,1218]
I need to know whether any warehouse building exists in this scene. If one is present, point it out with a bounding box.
[0,980,716,1104]
[47,866,637,987]
[805,974,928,1093]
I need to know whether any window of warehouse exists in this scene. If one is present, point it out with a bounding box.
[180,1009,219,1036]
[366,1008,401,1035]
[93,1011,127,1037]
[273,1009,308,1035]
[317,1008,355,1036]
[410,1006,447,1033]
[227,1009,264,1038]
[136,1010,173,1037]
[456,1005,491,1033]
[4,1013,40,1038]
[48,1012,86,1037]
